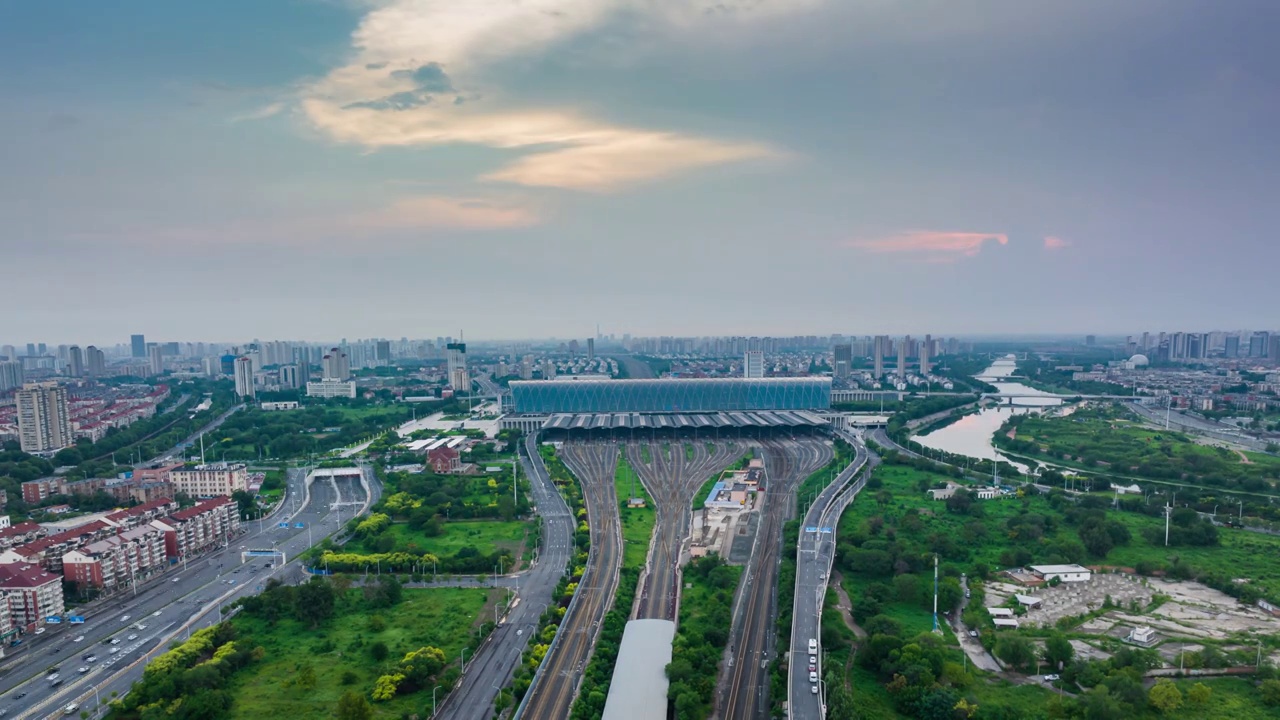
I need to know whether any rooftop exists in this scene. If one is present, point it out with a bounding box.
[601,619,676,720]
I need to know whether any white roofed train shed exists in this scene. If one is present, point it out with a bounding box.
[601,619,676,720]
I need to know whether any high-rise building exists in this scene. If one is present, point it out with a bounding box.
[1269,335,1280,362]
[85,346,105,377]
[919,339,932,376]
[1250,332,1270,358]
[148,345,164,376]
[744,350,764,379]
[1224,335,1240,358]
[66,346,83,378]
[872,336,887,379]
[833,344,852,379]
[234,357,256,399]
[16,382,73,453]
[897,337,907,377]
[279,364,302,390]
[587,338,595,362]
[1085,335,1096,346]
[321,348,351,381]
[375,340,391,365]
[447,343,469,391]
[220,354,236,376]
[0,361,23,392]
[131,335,146,358]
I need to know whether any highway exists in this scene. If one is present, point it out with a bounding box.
[438,435,575,720]
[626,441,741,620]
[516,442,621,720]
[0,466,372,718]
[144,403,245,465]
[788,431,878,719]
[719,438,831,720]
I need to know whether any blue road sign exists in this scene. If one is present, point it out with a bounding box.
[294,522,305,528]
[68,616,85,624]
[805,527,819,533]
[45,616,61,624]
[820,528,834,534]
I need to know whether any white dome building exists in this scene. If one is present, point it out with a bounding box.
[1128,354,1150,368]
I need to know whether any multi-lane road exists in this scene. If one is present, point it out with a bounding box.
[0,467,371,719]
[789,431,877,719]
[626,441,741,620]
[517,442,622,720]
[719,438,831,720]
[438,435,575,720]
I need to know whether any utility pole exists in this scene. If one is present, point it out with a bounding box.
[1164,503,1172,546]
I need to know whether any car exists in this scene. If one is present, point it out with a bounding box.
[172,577,181,583]
[14,693,25,700]
[73,636,84,642]
[964,590,971,599]
[34,627,45,635]
[85,655,96,662]
[968,630,978,638]
[808,663,816,671]
[108,648,119,655]
[127,634,138,641]
[818,572,826,580]
[136,624,147,630]
[50,680,63,688]
[47,673,59,681]
[78,667,89,674]
[1044,674,1060,682]
[808,671,818,684]
[152,610,162,617]
[120,615,130,622]
[63,704,79,716]
[110,638,120,645]
[808,655,817,665]
[810,685,819,694]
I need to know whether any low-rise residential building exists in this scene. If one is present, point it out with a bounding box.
[20,478,59,505]
[0,563,65,632]
[0,522,45,550]
[0,520,118,572]
[62,523,168,591]
[260,401,299,411]
[156,497,241,560]
[169,463,248,498]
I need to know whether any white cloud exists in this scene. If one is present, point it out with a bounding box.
[229,102,285,122]
[295,0,805,191]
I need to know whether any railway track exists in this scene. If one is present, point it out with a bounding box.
[627,441,742,620]
[517,442,622,720]
[719,438,831,720]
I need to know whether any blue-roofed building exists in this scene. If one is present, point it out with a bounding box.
[510,377,831,414]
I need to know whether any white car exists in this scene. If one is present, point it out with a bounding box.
[73,636,84,643]
[120,615,130,622]
[110,639,120,645]
[78,667,89,674]
[136,624,147,630]
[152,611,162,617]
[809,671,818,684]
[810,685,819,694]
[47,673,59,682]
[1044,674,1060,682]
[34,627,45,635]
[127,634,138,641]
[108,648,119,655]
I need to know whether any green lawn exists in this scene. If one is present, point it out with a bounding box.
[228,588,488,719]
[615,455,655,570]
[381,520,530,560]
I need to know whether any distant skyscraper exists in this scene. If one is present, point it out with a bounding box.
[1270,335,1280,361]
[26,343,36,357]
[321,348,351,381]
[66,346,83,378]
[148,345,164,376]
[919,339,931,376]
[131,334,146,358]
[0,361,22,392]
[873,336,887,379]
[280,364,301,390]
[1085,335,1096,346]
[1224,335,1240,358]
[1249,331,1269,358]
[587,338,595,362]
[833,344,852,379]
[234,357,256,399]
[744,350,764,379]
[447,343,469,391]
[220,354,236,376]
[375,340,391,365]
[85,346,105,377]
[16,382,72,453]
[897,337,907,377]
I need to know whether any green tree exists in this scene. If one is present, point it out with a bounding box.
[1261,679,1280,707]
[370,641,389,662]
[1043,633,1073,670]
[337,690,374,720]
[1148,679,1183,713]
[295,662,317,690]
[992,634,1035,671]
[1187,682,1211,705]
[294,577,335,628]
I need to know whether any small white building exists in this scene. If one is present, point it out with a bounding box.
[260,401,299,411]
[987,607,1014,618]
[993,617,1020,629]
[306,380,356,399]
[1029,564,1092,583]
[975,487,1000,500]
[1014,594,1043,608]
[1126,626,1156,646]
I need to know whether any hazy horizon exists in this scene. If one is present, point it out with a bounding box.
[4,1,1278,341]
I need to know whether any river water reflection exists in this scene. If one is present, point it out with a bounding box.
[913,356,1063,468]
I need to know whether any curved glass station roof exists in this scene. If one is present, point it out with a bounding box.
[510,377,831,414]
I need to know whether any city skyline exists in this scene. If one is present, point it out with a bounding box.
[4,1,1278,339]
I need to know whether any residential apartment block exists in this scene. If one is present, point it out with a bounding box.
[0,564,66,633]
[156,497,241,560]
[169,463,248,498]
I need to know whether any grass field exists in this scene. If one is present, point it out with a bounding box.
[615,455,656,570]
[228,588,488,719]
[380,520,530,559]
[843,463,1280,602]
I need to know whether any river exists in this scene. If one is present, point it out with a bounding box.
[912,355,1063,471]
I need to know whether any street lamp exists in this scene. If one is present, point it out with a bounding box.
[432,685,442,717]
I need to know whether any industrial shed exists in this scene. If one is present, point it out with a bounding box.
[601,619,677,720]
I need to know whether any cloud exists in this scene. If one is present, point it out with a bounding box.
[351,195,541,229]
[848,231,1010,260]
[229,102,285,122]
[1043,235,1071,250]
[291,0,800,191]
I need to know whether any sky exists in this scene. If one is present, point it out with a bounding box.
[3,0,1279,344]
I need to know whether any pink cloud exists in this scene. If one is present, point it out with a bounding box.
[1043,235,1071,250]
[847,231,1009,260]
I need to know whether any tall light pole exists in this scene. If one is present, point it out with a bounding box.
[432,685,442,717]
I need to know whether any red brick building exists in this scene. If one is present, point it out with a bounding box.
[62,523,168,590]
[427,446,461,474]
[0,563,65,633]
[155,497,241,560]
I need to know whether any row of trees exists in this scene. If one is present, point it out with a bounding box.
[666,556,739,718]
[111,623,259,720]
